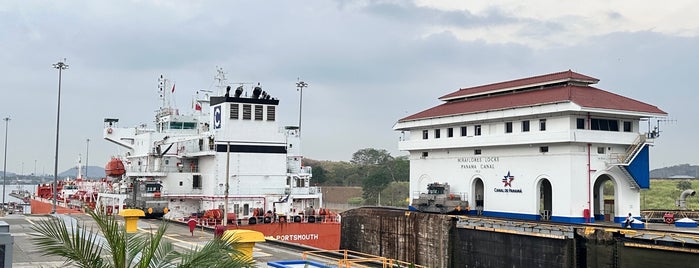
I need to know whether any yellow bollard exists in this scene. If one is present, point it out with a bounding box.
[222,229,265,261]
[119,209,145,233]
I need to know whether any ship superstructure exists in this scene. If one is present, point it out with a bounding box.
[102,70,321,221]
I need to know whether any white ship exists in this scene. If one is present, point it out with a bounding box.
[101,69,323,222]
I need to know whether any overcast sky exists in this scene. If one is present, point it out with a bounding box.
[1,0,697,175]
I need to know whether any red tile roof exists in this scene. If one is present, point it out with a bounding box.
[399,85,667,122]
[439,70,600,101]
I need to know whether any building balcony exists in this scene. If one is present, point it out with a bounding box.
[398,130,645,151]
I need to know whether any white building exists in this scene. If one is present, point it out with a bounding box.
[394,70,666,223]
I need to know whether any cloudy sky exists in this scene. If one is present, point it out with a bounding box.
[1,0,697,175]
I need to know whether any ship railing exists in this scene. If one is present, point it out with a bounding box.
[191,213,341,227]
[125,165,196,174]
[289,186,321,195]
[302,249,427,268]
[299,166,312,175]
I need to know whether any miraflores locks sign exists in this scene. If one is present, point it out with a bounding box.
[457,156,499,170]
[456,157,523,193]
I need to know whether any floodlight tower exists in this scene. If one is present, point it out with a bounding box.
[296,80,308,137]
[52,59,68,214]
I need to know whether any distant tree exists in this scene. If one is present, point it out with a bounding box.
[362,166,392,204]
[381,181,410,207]
[677,180,693,191]
[332,163,363,186]
[351,148,393,166]
[310,165,327,185]
[389,156,410,182]
[350,148,411,204]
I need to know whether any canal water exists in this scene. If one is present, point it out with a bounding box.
[1,184,33,214]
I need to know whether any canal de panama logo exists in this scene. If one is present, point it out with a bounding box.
[494,171,522,193]
[502,171,515,187]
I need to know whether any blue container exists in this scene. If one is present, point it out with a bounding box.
[631,222,645,229]
[675,221,698,228]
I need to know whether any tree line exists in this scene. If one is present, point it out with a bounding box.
[304,148,410,206]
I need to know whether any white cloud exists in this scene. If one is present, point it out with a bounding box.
[414,0,699,47]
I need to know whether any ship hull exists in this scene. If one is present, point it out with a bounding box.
[175,215,341,250]
[220,221,341,250]
[30,198,84,214]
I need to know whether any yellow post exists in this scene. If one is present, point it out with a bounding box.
[119,209,145,233]
[222,229,265,261]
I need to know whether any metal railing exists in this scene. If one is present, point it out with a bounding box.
[302,249,427,268]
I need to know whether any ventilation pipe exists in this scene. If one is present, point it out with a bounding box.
[677,189,696,210]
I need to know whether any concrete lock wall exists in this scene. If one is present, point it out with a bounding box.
[341,207,454,268]
[341,207,699,268]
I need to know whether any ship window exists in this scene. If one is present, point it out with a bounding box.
[539,119,546,131]
[242,104,252,120]
[623,121,632,132]
[422,130,428,139]
[145,184,161,193]
[597,147,605,154]
[234,204,240,215]
[243,204,250,216]
[179,181,183,186]
[522,120,530,132]
[168,122,197,129]
[254,105,263,120]
[505,122,513,133]
[434,129,441,139]
[267,106,275,121]
[577,118,585,129]
[447,127,453,137]
[474,149,481,155]
[193,175,202,189]
[474,125,481,136]
[460,126,467,136]
[165,159,169,165]
[230,103,239,119]
[540,146,549,153]
[421,152,428,158]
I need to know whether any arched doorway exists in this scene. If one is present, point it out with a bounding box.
[472,178,484,215]
[593,174,616,222]
[538,179,552,221]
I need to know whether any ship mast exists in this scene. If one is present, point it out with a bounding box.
[214,67,228,96]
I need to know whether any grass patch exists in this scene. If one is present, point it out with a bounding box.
[641,179,699,210]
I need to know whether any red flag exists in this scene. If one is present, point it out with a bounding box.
[171,84,175,93]
[195,102,202,111]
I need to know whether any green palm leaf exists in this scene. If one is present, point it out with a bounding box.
[30,209,254,268]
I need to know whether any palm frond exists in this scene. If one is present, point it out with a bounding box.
[30,215,107,268]
[31,210,253,268]
[175,235,253,268]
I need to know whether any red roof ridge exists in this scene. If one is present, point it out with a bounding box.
[439,70,600,101]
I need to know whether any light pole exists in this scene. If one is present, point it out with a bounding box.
[85,138,89,179]
[295,80,308,137]
[52,59,68,214]
[223,141,230,226]
[2,117,9,210]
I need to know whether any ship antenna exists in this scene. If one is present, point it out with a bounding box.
[214,67,228,96]
[296,78,309,137]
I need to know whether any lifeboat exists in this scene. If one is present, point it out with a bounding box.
[105,158,125,177]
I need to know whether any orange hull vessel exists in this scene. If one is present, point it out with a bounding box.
[227,221,341,250]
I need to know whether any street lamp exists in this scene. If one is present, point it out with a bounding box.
[2,117,9,210]
[295,80,308,137]
[52,59,68,214]
[85,138,89,179]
